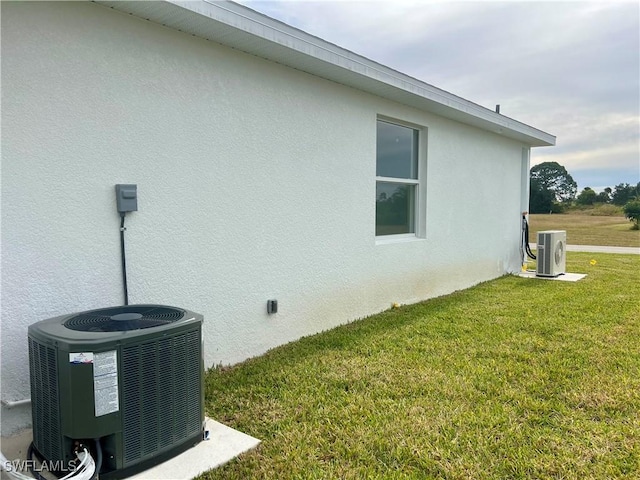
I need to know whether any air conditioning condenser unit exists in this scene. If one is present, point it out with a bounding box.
[536,230,566,277]
[28,304,204,479]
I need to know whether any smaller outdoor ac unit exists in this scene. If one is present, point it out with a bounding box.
[536,230,566,277]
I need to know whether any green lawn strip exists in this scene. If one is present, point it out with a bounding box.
[200,253,640,479]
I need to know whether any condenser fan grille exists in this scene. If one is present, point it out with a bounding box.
[554,240,565,265]
[63,305,185,332]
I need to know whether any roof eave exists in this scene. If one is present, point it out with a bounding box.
[93,0,556,147]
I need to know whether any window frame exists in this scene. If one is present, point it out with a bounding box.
[375,116,427,241]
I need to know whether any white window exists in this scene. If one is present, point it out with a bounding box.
[376,119,422,237]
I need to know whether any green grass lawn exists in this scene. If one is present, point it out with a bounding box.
[528,213,640,248]
[200,252,640,479]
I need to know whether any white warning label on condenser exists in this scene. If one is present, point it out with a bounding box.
[69,352,94,364]
[93,350,119,417]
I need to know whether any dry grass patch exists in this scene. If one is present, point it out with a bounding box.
[528,213,640,247]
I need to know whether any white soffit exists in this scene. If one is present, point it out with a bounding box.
[93,0,556,147]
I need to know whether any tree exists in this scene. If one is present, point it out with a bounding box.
[530,162,577,204]
[612,182,640,206]
[529,177,555,213]
[623,199,640,230]
[576,187,597,206]
[595,187,611,204]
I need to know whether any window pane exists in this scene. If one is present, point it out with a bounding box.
[376,121,418,179]
[376,182,415,235]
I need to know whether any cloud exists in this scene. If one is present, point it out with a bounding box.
[240,0,639,190]
[534,140,638,171]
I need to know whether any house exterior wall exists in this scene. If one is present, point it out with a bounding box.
[1,2,527,433]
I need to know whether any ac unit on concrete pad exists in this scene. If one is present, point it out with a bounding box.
[28,304,204,479]
[536,230,566,277]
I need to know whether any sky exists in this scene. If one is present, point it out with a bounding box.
[237,0,639,193]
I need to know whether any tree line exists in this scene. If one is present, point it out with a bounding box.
[529,161,640,229]
[530,161,639,211]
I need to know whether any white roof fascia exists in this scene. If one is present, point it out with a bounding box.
[93,0,555,147]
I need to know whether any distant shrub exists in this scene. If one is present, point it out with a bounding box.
[589,204,624,216]
[565,204,623,216]
[550,202,565,214]
[623,199,640,230]
[576,187,597,206]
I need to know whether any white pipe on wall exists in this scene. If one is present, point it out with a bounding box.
[1,399,31,409]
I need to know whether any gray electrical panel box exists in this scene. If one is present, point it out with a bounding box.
[115,184,137,213]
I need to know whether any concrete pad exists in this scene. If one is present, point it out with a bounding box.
[1,427,32,472]
[130,418,260,479]
[518,271,587,282]
[1,418,259,480]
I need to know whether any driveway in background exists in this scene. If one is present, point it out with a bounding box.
[530,243,640,255]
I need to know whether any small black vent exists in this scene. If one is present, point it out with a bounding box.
[63,305,185,332]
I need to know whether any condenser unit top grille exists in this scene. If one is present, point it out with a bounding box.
[63,305,185,332]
